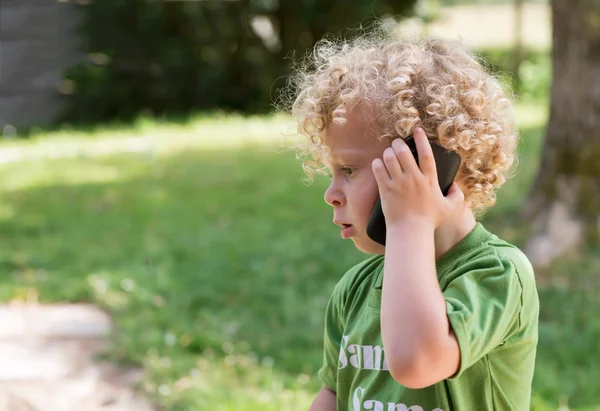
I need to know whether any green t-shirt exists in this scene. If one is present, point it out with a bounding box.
[318,223,539,411]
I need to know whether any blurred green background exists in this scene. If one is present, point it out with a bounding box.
[1,0,598,410]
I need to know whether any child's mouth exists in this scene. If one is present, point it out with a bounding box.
[341,224,353,238]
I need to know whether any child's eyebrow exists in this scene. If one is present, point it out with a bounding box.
[322,156,356,170]
[333,149,363,161]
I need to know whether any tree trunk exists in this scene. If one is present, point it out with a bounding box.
[522,0,600,269]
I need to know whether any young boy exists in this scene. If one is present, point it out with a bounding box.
[286,33,540,410]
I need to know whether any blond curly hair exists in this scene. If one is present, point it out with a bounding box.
[283,31,518,214]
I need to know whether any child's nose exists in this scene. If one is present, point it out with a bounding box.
[324,185,345,207]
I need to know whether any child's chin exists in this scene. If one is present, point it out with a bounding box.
[353,236,385,255]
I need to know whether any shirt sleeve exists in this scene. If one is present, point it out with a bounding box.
[317,280,346,392]
[443,252,524,379]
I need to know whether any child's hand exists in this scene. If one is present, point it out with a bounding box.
[371,127,465,231]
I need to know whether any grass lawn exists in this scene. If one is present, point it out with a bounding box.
[1,102,599,410]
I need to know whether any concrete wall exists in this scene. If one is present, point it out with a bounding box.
[0,0,83,131]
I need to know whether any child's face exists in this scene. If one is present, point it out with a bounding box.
[322,108,387,255]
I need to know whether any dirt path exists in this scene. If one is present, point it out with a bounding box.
[0,303,156,411]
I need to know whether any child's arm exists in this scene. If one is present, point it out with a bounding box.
[371,128,465,388]
[309,386,336,411]
[381,221,460,388]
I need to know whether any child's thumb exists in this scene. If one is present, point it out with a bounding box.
[445,182,465,208]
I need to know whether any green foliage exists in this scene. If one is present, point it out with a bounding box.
[60,0,417,124]
[517,53,552,101]
[1,105,599,410]
[475,48,551,102]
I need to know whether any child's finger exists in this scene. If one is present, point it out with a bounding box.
[382,147,403,178]
[372,158,390,186]
[392,138,419,175]
[413,128,437,178]
[445,182,465,207]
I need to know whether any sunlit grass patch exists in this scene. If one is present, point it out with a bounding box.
[4,103,600,410]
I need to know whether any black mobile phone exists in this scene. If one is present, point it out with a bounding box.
[366,136,462,246]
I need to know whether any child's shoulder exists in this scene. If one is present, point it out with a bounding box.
[487,233,535,277]
[440,223,537,290]
[441,223,537,299]
[443,225,539,332]
[476,227,536,285]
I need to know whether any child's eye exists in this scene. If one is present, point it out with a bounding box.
[341,167,356,176]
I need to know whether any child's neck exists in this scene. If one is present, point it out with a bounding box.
[434,205,477,260]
